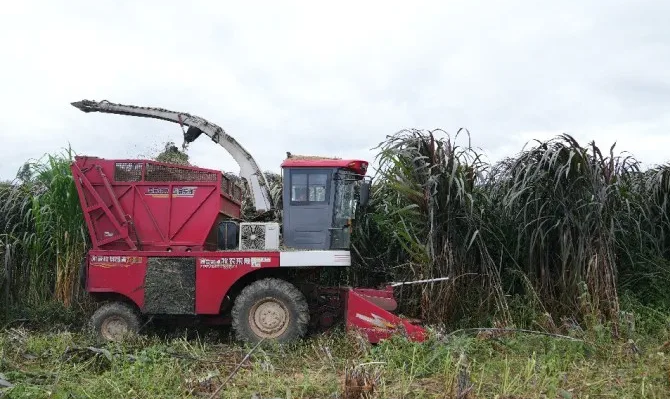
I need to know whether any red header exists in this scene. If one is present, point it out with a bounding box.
[280,159,369,176]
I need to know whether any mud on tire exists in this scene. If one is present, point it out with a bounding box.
[231,278,309,344]
[89,302,141,342]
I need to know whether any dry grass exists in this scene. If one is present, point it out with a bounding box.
[3,133,670,397]
[1,319,669,398]
[353,130,670,331]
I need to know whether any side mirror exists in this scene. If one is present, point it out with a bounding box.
[359,181,370,208]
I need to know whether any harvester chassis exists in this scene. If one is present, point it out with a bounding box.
[68,98,428,344]
[82,247,425,344]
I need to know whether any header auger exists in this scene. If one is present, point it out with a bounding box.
[70,99,427,344]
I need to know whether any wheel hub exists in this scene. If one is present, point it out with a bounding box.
[100,316,129,341]
[249,298,290,338]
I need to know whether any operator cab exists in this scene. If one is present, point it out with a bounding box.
[281,157,370,250]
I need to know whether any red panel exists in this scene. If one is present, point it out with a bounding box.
[221,194,242,218]
[137,184,170,244]
[87,251,147,309]
[72,156,242,251]
[195,252,280,314]
[71,163,137,251]
[85,247,426,345]
[86,250,280,315]
[169,185,219,243]
[280,158,369,176]
[345,287,426,343]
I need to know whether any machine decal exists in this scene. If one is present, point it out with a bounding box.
[199,256,272,269]
[173,187,197,198]
[145,186,197,198]
[90,255,143,268]
[355,313,396,330]
[249,257,271,267]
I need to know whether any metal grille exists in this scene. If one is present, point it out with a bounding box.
[145,163,217,182]
[221,175,231,195]
[114,162,142,181]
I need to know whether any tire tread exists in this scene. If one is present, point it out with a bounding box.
[231,278,309,343]
[89,301,141,342]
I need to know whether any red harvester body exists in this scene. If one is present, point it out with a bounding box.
[72,155,426,344]
[72,156,243,252]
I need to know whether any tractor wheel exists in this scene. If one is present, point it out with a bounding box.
[89,302,141,342]
[231,278,309,344]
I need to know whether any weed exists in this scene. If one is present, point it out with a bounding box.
[0,312,668,397]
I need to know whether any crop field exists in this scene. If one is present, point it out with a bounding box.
[3,130,670,397]
[2,310,670,398]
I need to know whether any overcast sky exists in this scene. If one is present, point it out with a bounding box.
[1,1,669,180]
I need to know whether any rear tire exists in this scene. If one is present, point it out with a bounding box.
[89,302,141,342]
[231,278,309,344]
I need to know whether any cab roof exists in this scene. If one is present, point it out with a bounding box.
[281,158,368,176]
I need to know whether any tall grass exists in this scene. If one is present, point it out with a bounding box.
[488,135,646,329]
[354,131,670,330]
[0,147,87,312]
[353,129,509,324]
[239,170,283,221]
[616,164,670,307]
[3,132,670,334]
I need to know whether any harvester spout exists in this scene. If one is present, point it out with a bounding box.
[184,126,204,143]
[70,99,274,213]
[71,101,94,112]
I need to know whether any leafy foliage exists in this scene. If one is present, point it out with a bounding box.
[3,132,670,336]
[355,131,670,330]
[2,323,670,398]
[0,147,87,310]
[353,128,508,324]
[154,141,190,165]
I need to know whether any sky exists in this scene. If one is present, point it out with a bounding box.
[1,0,669,180]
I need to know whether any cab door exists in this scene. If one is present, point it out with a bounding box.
[329,170,357,249]
[282,168,334,250]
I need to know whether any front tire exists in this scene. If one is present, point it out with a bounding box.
[89,302,141,342]
[231,278,309,344]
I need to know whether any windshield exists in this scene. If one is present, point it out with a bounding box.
[333,170,357,220]
[330,169,359,249]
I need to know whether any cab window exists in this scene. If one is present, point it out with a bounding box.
[291,171,329,204]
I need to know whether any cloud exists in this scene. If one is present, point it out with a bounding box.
[1,0,669,181]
